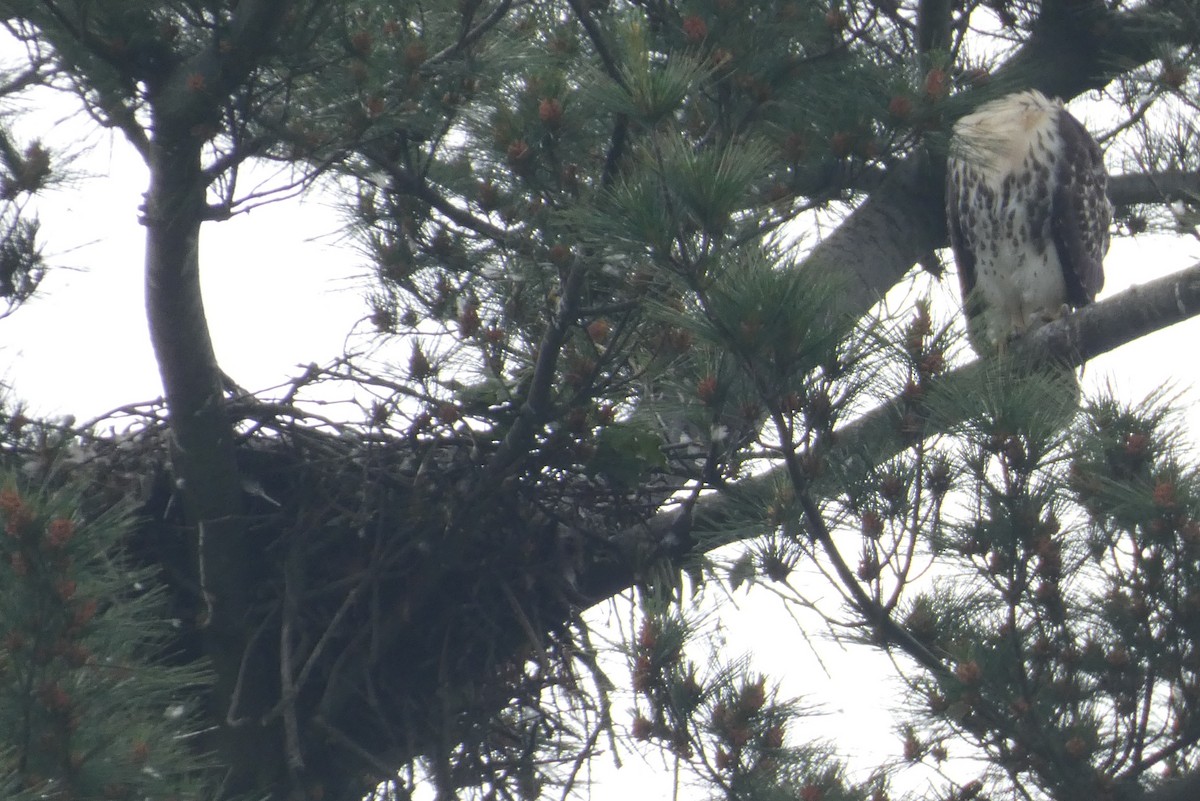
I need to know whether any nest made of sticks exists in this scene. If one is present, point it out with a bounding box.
[0,390,673,796]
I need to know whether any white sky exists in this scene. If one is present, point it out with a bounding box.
[5,79,1200,799]
[0,121,370,418]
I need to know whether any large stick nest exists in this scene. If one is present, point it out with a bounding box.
[0,389,683,797]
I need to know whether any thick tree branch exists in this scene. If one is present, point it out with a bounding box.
[832,166,1200,209]
[1032,260,1200,363]
[578,260,1200,604]
[1129,770,1200,801]
[1110,170,1200,207]
[571,265,1200,801]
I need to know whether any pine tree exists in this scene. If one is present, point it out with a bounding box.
[2,1,1200,800]
[0,467,211,800]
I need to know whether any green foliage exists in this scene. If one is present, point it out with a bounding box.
[592,36,713,124]
[588,420,668,487]
[0,215,43,316]
[4,0,1200,799]
[0,129,49,317]
[0,474,212,800]
[697,255,855,387]
[876,383,1200,799]
[627,602,888,801]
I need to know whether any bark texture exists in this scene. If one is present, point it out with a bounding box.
[139,1,298,794]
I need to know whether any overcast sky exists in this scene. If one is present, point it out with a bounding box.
[5,75,1200,798]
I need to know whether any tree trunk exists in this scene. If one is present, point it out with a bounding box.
[143,115,284,799]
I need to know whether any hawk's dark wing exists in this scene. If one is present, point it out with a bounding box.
[945,160,982,317]
[1051,110,1110,307]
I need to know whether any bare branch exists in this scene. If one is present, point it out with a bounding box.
[1110,170,1200,207]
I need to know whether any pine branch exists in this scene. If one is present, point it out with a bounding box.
[427,0,515,66]
[566,0,629,92]
[377,161,520,249]
[8,7,152,156]
[767,416,1102,798]
[770,409,953,680]
[485,260,589,481]
[578,259,1200,604]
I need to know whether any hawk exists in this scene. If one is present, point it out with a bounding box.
[945,89,1112,355]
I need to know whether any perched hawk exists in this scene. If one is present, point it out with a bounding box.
[946,89,1112,355]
